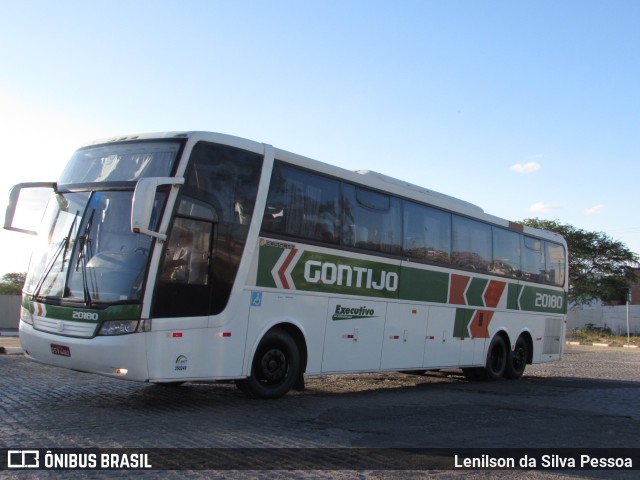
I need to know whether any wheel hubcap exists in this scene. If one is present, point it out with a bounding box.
[513,346,525,369]
[260,349,287,382]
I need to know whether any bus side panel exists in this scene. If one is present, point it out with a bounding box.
[536,315,564,363]
[321,298,387,373]
[146,316,247,381]
[245,291,329,376]
[485,311,564,364]
[423,306,464,368]
[380,303,428,370]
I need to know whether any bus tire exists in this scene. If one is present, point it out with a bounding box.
[485,334,507,381]
[505,334,529,380]
[237,328,301,399]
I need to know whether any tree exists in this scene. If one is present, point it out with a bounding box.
[0,272,26,295]
[520,219,639,306]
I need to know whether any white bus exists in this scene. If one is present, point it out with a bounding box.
[5,132,567,398]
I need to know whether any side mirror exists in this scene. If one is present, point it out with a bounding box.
[131,177,184,240]
[4,182,56,235]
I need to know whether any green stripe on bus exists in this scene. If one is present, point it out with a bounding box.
[256,245,281,288]
[466,278,489,307]
[290,251,400,299]
[22,297,143,323]
[454,308,474,338]
[255,242,565,314]
[507,283,522,310]
[518,285,566,314]
[398,266,449,303]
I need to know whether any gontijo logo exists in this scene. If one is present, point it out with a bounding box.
[263,245,400,297]
[304,260,398,292]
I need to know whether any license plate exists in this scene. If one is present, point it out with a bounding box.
[50,344,71,357]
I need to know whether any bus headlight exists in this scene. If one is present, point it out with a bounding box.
[20,306,34,325]
[98,320,139,336]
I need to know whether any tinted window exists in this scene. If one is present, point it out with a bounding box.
[546,241,566,286]
[153,142,262,317]
[160,214,213,286]
[491,227,520,278]
[342,184,402,254]
[262,162,340,244]
[403,201,451,264]
[522,236,545,282]
[452,216,491,272]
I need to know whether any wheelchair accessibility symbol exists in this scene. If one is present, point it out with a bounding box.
[251,291,263,307]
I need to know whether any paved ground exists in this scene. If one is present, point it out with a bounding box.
[1,341,639,479]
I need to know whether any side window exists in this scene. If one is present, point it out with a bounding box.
[452,216,491,272]
[491,228,520,278]
[160,215,212,285]
[342,184,402,254]
[545,241,566,287]
[183,143,262,227]
[262,162,340,244]
[522,236,545,282]
[153,142,263,318]
[403,201,451,264]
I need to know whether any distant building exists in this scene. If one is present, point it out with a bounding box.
[566,268,640,334]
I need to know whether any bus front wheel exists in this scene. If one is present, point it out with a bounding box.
[237,328,301,399]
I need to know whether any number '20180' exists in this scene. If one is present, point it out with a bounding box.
[534,293,563,309]
[72,311,99,321]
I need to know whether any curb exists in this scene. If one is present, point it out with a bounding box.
[0,330,19,338]
[0,347,23,355]
[566,341,639,349]
[0,334,23,355]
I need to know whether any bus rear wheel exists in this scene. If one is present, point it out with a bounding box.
[462,334,508,381]
[505,334,528,379]
[236,328,300,399]
[485,334,508,380]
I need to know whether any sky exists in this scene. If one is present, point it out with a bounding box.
[0,0,639,275]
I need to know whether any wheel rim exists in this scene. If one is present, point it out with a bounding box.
[512,344,526,371]
[510,339,527,374]
[258,348,288,383]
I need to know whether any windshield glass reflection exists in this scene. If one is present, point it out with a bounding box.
[26,191,158,303]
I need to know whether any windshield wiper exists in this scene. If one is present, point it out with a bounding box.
[32,211,79,301]
[76,209,95,307]
[61,212,79,269]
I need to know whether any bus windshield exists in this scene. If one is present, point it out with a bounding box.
[24,141,182,304]
[25,191,160,304]
[59,141,180,185]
